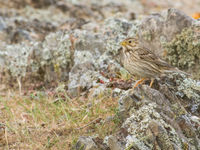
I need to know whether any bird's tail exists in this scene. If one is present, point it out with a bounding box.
[163,67,190,76]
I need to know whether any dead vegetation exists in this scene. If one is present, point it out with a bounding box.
[0,88,120,149]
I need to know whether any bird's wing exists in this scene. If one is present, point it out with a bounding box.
[135,47,172,69]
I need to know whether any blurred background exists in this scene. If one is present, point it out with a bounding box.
[0,0,200,43]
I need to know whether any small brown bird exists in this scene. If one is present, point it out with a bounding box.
[120,37,187,88]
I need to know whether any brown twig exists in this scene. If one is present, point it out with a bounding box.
[75,117,102,130]
[69,34,76,68]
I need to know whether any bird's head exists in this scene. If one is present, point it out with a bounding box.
[120,37,138,53]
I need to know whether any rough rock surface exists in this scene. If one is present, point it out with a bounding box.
[76,74,200,150]
[138,8,195,57]
[117,74,200,150]
[138,8,200,79]
[75,136,99,150]
[75,136,109,150]
[164,24,200,79]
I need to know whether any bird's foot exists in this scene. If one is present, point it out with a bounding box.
[133,78,146,89]
[149,79,155,87]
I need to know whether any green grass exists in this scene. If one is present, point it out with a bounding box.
[0,89,120,149]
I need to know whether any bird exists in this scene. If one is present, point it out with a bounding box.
[120,37,187,88]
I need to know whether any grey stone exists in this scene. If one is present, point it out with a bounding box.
[0,43,32,77]
[104,135,123,150]
[116,74,200,150]
[75,136,99,150]
[74,29,106,55]
[0,17,6,31]
[138,8,195,57]
[68,61,96,97]
[10,29,32,43]
[31,31,72,82]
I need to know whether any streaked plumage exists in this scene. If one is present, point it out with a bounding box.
[120,37,187,87]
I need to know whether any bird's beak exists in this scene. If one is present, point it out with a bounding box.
[120,41,126,46]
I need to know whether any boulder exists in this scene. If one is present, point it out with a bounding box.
[109,74,200,150]
[138,8,195,57]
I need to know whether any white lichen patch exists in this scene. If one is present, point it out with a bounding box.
[126,135,150,150]
[177,78,200,101]
[122,102,183,149]
[0,43,32,77]
[73,51,94,65]
[41,31,71,67]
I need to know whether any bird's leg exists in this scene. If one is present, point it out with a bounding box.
[133,78,146,88]
[149,78,154,87]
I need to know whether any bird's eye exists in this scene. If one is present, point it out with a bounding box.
[128,40,132,43]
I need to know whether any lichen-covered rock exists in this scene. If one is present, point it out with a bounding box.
[0,17,135,90]
[163,24,200,79]
[0,31,73,87]
[73,29,106,55]
[0,43,32,78]
[67,22,134,97]
[31,31,72,82]
[67,42,101,97]
[103,17,138,55]
[108,74,200,150]
[138,8,195,57]
[67,50,120,97]
[104,135,123,150]
[138,8,200,79]
[68,61,98,97]
[75,136,99,150]
[74,136,108,150]
[0,17,6,31]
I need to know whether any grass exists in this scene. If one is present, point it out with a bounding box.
[0,87,120,149]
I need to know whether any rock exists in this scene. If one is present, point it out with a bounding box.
[163,24,200,79]
[0,17,6,31]
[60,18,88,30]
[75,136,109,150]
[74,75,200,150]
[75,136,98,150]
[67,51,112,97]
[1,1,200,149]
[41,32,71,78]
[88,85,110,99]
[0,31,73,88]
[0,43,32,78]
[0,15,57,43]
[73,29,106,55]
[68,61,97,97]
[104,135,123,150]
[103,18,132,55]
[10,29,32,43]
[31,31,72,82]
[108,74,200,150]
[31,0,56,8]
[138,8,195,57]
[118,89,143,121]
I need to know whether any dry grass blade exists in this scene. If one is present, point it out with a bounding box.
[75,117,102,130]
[0,90,119,149]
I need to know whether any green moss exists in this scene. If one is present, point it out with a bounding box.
[163,25,200,79]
